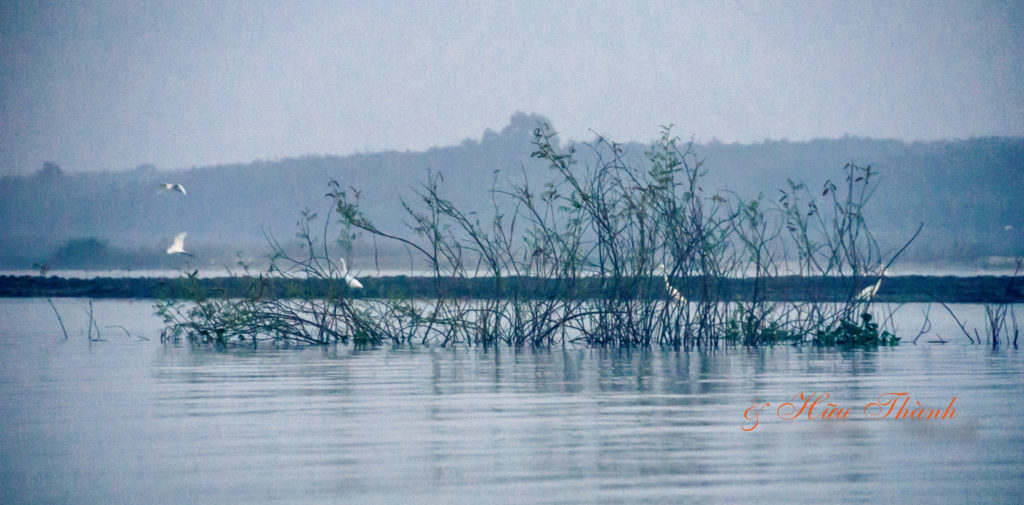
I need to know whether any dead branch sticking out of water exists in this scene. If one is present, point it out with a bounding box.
[46,297,69,339]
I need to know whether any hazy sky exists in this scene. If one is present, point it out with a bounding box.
[2,0,1022,174]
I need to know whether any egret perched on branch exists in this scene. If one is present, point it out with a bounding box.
[339,258,363,289]
[159,183,187,195]
[166,232,190,255]
[658,264,686,304]
[856,268,887,302]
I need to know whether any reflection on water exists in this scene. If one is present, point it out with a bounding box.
[1,299,1022,504]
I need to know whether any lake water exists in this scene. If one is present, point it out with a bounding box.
[1,299,1022,504]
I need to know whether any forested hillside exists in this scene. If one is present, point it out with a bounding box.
[2,113,1021,270]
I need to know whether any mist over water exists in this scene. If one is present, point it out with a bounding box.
[3,2,1023,271]
[2,260,1022,280]
[2,130,1022,272]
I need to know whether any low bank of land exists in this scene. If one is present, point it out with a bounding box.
[2,275,1021,303]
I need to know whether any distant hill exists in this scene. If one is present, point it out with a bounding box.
[2,112,1021,271]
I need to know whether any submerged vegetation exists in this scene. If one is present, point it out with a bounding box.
[157,125,961,348]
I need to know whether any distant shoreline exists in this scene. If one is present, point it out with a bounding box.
[2,275,1021,303]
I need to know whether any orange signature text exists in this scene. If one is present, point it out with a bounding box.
[864,393,957,421]
[742,392,957,431]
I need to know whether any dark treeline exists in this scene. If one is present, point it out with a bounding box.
[2,112,1021,270]
[3,275,1021,304]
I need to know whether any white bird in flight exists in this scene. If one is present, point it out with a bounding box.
[339,258,363,289]
[658,264,686,304]
[856,268,887,302]
[166,232,190,255]
[159,183,187,195]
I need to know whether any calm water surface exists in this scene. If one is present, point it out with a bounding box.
[1,299,1022,504]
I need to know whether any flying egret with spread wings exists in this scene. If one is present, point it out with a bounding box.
[166,232,190,255]
[159,183,187,195]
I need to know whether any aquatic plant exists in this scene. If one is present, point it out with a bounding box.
[31,261,70,339]
[157,124,919,348]
[937,259,1021,348]
[155,208,418,347]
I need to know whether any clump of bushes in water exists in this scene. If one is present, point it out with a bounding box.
[156,125,919,348]
[815,313,899,346]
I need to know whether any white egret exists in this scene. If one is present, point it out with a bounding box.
[339,258,363,289]
[159,183,187,195]
[856,268,887,302]
[166,232,190,255]
[658,264,686,304]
